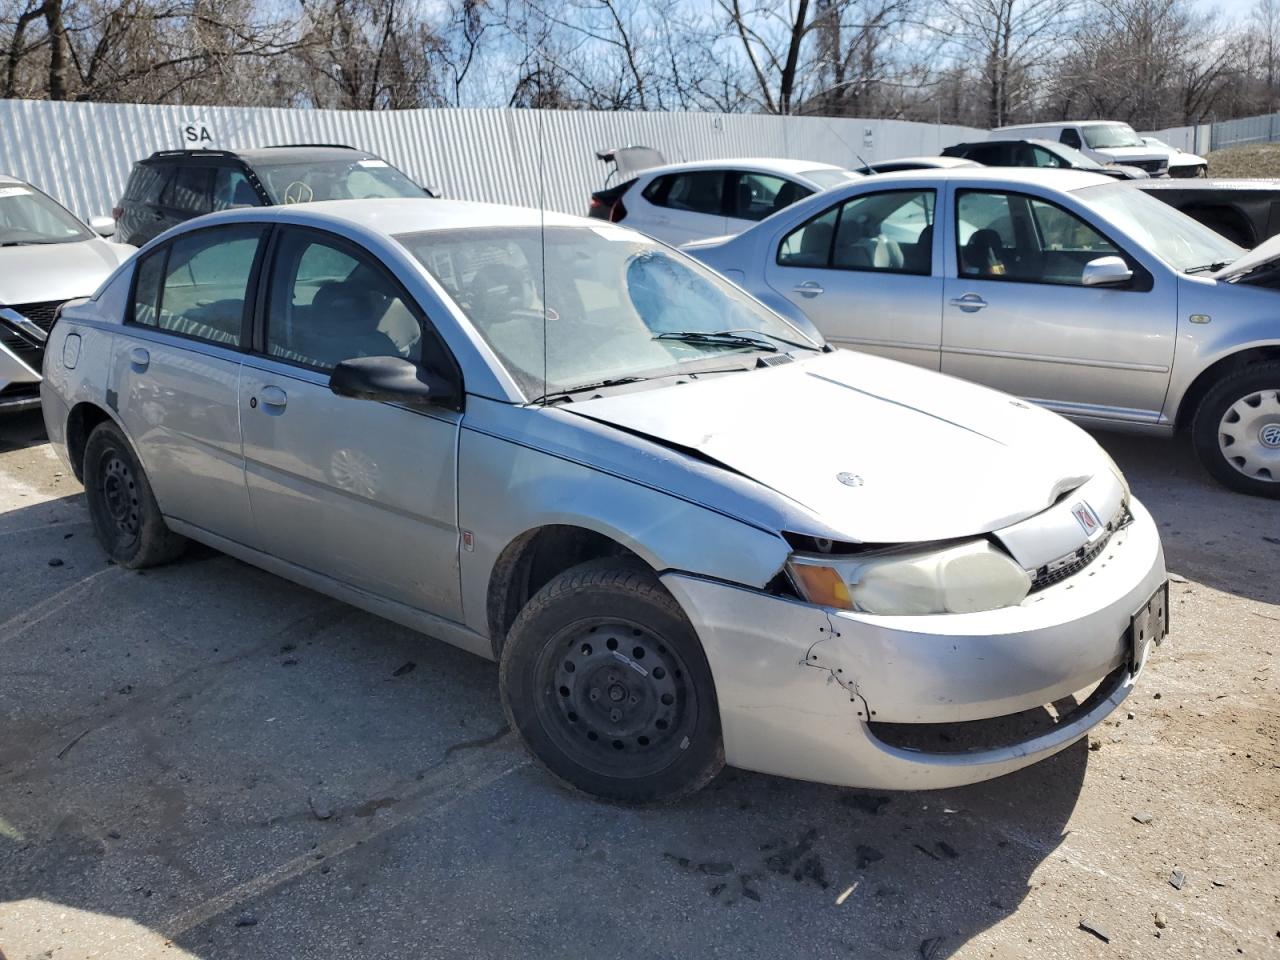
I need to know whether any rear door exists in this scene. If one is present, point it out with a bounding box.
[118,163,174,246]
[155,164,216,236]
[762,187,943,369]
[633,171,729,244]
[111,223,265,544]
[940,184,1176,423]
[238,226,464,619]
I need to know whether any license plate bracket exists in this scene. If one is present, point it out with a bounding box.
[1130,581,1169,674]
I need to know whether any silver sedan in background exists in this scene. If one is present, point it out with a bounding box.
[685,168,1280,498]
[41,199,1166,802]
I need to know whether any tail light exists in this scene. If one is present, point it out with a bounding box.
[608,198,627,223]
[588,196,608,219]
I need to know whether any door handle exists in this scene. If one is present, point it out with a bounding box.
[129,346,149,371]
[948,293,988,312]
[258,385,287,411]
[792,281,825,298]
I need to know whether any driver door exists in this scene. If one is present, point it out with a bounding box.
[239,226,464,619]
[941,186,1176,423]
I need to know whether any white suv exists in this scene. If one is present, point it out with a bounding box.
[991,122,1169,177]
[588,158,861,245]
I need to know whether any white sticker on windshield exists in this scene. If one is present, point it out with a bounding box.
[358,159,389,168]
[0,186,31,198]
[590,225,635,242]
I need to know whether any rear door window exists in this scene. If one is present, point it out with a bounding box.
[643,172,725,215]
[130,224,264,346]
[160,166,214,213]
[125,164,171,203]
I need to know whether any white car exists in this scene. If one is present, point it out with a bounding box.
[588,158,861,245]
[1,174,135,412]
[39,197,1167,801]
[1142,136,1209,179]
[992,122,1169,177]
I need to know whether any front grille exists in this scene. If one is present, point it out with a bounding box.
[1029,503,1133,593]
[1132,159,1167,174]
[0,299,64,395]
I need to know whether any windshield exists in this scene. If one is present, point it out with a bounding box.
[0,184,91,246]
[1076,181,1243,271]
[255,158,424,204]
[398,224,822,400]
[803,168,861,189]
[1082,123,1145,149]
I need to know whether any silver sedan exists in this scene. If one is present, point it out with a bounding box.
[685,168,1280,498]
[41,199,1166,802]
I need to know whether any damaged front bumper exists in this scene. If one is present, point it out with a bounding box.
[661,496,1166,791]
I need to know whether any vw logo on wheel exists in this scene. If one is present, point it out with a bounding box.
[1261,422,1280,449]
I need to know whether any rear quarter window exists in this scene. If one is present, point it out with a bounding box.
[125,164,170,202]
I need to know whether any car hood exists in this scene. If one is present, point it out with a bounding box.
[0,238,134,306]
[1092,146,1164,163]
[565,350,1109,543]
[1211,233,1280,280]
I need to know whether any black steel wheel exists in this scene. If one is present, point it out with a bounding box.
[83,421,187,567]
[500,559,723,803]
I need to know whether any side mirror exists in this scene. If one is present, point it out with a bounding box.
[88,215,116,237]
[423,185,443,199]
[329,356,456,408]
[1081,256,1133,287]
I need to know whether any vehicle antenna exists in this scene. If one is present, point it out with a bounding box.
[538,93,548,405]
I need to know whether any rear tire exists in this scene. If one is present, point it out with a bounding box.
[1191,364,1280,498]
[83,421,188,567]
[499,559,724,804]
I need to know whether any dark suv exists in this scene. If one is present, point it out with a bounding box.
[113,145,432,246]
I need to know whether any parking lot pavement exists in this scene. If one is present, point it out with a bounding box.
[0,409,1276,960]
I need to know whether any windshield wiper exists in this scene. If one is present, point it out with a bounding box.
[529,375,651,405]
[1185,261,1231,275]
[710,326,820,351]
[654,331,778,352]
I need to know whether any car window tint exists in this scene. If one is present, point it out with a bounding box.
[1030,146,1063,168]
[830,190,934,274]
[1059,128,1083,149]
[140,225,262,345]
[160,166,213,212]
[131,249,164,327]
[266,230,422,371]
[778,204,839,266]
[964,143,1005,165]
[126,164,169,202]
[658,172,724,215]
[957,190,1120,285]
[212,168,259,211]
[732,173,807,221]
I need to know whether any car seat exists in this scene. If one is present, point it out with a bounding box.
[302,281,399,368]
[962,228,1006,277]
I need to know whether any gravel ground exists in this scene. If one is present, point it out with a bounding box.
[0,408,1276,960]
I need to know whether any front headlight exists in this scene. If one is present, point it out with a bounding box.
[787,539,1032,616]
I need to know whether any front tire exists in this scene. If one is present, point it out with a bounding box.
[83,421,188,567]
[1191,364,1280,498]
[499,559,724,803]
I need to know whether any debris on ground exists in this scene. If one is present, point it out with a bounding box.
[1155,912,1168,929]
[308,796,333,820]
[234,913,258,928]
[840,793,890,814]
[1133,812,1154,825]
[47,558,63,567]
[392,661,416,677]
[1079,919,1111,942]
[1170,868,1186,890]
[855,844,883,869]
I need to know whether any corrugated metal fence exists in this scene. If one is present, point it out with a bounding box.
[1210,112,1280,150]
[0,98,983,221]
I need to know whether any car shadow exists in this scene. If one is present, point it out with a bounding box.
[0,409,50,453]
[1091,428,1280,607]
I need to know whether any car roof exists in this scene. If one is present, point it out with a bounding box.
[187,198,598,237]
[870,156,978,168]
[833,167,1113,190]
[638,157,853,178]
[993,120,1130,131]
[144,146,376,166]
